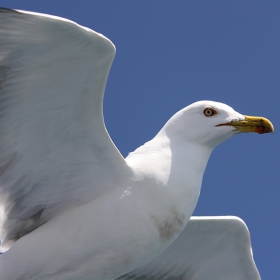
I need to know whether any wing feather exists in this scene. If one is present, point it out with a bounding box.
[119,217,260,280]
[0,8,126,249]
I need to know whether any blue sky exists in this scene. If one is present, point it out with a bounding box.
[2,1,279,279]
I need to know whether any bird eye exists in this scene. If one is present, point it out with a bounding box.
[203,107,217,117]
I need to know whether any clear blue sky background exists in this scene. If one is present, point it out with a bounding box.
[1,1,279,279]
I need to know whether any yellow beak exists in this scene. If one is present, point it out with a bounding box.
[216,116,274,134]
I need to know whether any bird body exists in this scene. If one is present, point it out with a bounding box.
[0,106,213,279]
[0,8,273,280]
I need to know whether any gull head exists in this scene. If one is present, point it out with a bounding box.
[163,100,274,149]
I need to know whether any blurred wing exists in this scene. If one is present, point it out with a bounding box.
[0,8,126,249]
[119,217,260,280]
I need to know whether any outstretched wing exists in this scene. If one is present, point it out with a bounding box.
[119,217,260,280]
[0,8,126,249]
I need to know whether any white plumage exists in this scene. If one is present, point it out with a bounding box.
[0,8,273,280]
[119,217,261,280]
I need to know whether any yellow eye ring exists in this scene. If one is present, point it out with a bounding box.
[203,107,217,117]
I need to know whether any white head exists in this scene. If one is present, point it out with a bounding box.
[163,100,273,149]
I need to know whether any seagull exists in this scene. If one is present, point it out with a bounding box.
[0,8,273,280]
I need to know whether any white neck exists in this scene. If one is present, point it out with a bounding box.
[125,131,213,218]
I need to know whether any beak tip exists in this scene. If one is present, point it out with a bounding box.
[255,124,274,134]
